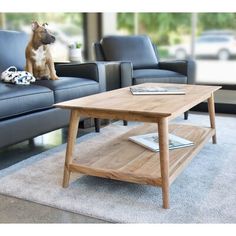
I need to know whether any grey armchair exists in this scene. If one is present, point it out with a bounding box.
[94,35,196,122]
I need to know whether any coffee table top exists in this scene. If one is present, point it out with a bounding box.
[55,83,221,122]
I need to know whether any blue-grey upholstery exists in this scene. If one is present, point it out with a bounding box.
[0,83,54,119]
[133,69,187,85]
[101,35,159,69]
[35,77,100,103]
[0,30,105,148]
[0,30,29,73]
[94,35,196,90]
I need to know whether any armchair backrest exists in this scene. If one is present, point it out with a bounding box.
[94,35,159,69]
[0,30,29,73]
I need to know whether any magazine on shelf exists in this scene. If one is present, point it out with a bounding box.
[130,86,185,95]
[129,133,194,152]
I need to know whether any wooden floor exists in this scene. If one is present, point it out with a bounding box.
[70,123,214,187]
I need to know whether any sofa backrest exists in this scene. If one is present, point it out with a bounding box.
[0,30,29,74]
[99,35,159,69]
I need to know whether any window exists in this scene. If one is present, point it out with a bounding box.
[117,12,236,86]
[117,13,191,60]
[0,13,83,61]
[196,13,236,85]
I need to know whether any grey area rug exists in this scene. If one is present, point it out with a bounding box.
[0,113,235,223]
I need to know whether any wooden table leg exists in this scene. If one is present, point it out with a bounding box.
[207,93,217,144]
[63,110,80,188]
[158,118,170,209]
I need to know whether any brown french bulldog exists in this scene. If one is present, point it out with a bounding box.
[25,21,59,80]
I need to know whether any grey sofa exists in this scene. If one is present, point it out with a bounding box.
[94,35,196,121]
[0,30,105,148]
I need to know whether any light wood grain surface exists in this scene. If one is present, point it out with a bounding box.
[55,83,221,122]
[63,110,80,188]
[59,83,220,208]
[69,124,214,187]
[208,93,217,144]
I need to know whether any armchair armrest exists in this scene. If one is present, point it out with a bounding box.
[98,61,133,91]
[159,59,196,84]
[55,62,106,92]
[120,61,133,87]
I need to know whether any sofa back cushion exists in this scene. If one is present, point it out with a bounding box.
[0,30,29,74]
[100,35,159,69]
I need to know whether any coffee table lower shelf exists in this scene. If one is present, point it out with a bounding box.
[69,123,215,187]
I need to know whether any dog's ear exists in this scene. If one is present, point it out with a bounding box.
[42,23,48,27]
[31,21,39,31]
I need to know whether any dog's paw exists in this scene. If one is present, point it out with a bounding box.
[51,76,59,80]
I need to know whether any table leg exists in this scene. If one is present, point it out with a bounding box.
[207,93,217,144]
[158,118,170,209]
[63,110,80,188]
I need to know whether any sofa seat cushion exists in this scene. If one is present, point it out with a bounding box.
[133,69,187,85]
[35,77,100,103]
[0,82,54,120]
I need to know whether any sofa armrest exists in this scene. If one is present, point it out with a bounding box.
[55,62,106,92]
[159,59,196,84]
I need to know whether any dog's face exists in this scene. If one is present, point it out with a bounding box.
[31,21,55,45]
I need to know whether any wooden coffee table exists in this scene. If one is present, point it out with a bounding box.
[55,83,221,209]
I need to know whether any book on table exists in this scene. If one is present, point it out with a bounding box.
[129,133,194,152]
[130,86,185,95]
